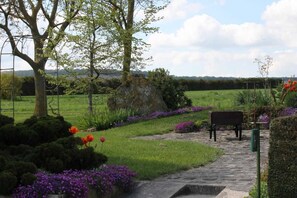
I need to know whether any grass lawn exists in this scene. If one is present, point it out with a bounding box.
[186,89,241,110]
[78,110,222,180]
[1,90,238,180]
[2,89,244,127]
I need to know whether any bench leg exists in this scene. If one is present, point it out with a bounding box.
[235,125,238,137]
[210,128,212,139]
[239,126,242,141]
[214,127,216,142]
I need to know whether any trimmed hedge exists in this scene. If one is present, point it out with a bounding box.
[268,115,297,198]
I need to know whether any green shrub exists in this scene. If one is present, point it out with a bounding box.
[148,68,192,110]
[28,116,71,143]
[28,136,108,173]
[5,161,37,179]
[268,115,297,197]
[0,116,72,147]
[195,120,209,131]
[0,171,18,195]
[20,172,36,186]
[0,156,6,171]
[249,181,269,198]
[234,89,272,107]
[0,124,22,146]
[81,108,136,130]
[284,91,297,107]
[0,73,23,100]
[70,147,108,170]
[28,142,70,173]
[0,114,14,127]
[5,144,33,160]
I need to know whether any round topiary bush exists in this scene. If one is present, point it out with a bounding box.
[0,114,14,127]
[0,124,22,146]
[0,171,18,195]
[20,172,37,186]
[5,161,37,179]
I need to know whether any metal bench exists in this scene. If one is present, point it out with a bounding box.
[210,111,243,141]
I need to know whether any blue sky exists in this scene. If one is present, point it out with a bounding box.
[145,0,297,77]
[1,0,296,78]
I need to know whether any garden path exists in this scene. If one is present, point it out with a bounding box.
[121,129,270,198]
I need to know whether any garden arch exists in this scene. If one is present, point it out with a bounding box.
[0,35,61,121]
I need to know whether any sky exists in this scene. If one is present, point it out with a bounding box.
[1,0,296,78]
[144,0,297,77]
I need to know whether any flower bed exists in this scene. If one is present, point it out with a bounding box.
[175,121,196,133]
[115,106,212,127]
[13,165,136,198]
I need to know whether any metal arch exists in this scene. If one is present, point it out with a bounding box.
[0,36,16,120]
[0,34,61,120]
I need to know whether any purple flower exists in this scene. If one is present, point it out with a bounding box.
[257,113,270,129]
[114,106,212,128]
[279,107,297,117]
[175,121,196,133]
[13,165,136,198]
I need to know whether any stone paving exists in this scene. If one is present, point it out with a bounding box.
[122,129,270,198]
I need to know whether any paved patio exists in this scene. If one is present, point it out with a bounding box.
[121,129,270,198]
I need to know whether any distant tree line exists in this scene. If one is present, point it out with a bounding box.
[20,77,282,96]
[0,74,284,98]
[176,78,283,91]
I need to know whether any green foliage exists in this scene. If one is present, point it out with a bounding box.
[0,171,18,195]
[5,161,37,179]
[195,119,209,131]
[0,116,71,146]
[0,156,6,171]
[284,91,297,107]
[249,181,269,198]
[234,89,272,107]
[28,136,108,173]
[81,108,136,130]
[268,115,297,197]
[20,172,37,186]
[246,106,283,123]
[5,145,33,160]
[70,147,108,170]
[0,73,23,100]
[0,114,14,127]
[23,115,72,144]
[148,68,192,110]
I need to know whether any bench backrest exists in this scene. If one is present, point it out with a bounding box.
[211,111,243,125]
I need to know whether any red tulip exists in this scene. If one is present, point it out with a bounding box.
[81,137,88,145]
[86,134,94,142]
[100,136,106,143]
[69,126,79,134]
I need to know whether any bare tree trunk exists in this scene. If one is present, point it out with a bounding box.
[33,67,48,117]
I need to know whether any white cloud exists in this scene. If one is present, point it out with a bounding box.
[147,0,297,77]
[262,0,297,47]
[149,14,271,49]
[158,0,203,21]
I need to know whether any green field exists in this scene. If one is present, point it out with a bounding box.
[186,90,241,110]
[1,90,243,127]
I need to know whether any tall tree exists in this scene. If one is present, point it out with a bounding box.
[0,0,81,117]
[104,0,168,82]
[57,0,120,113]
